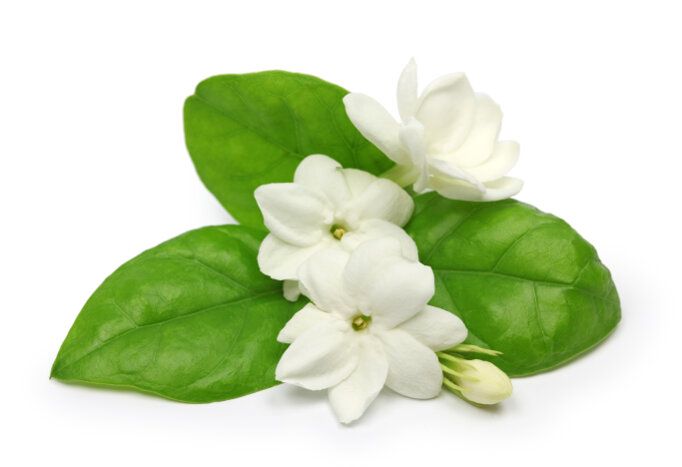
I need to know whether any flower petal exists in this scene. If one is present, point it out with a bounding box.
[276,320,358,390]
[343,93,409,165]
[466,141,520,182]
[339,178,414,227]
[480,177,523,201]
[293,154,351,208]
[341,168,376,198]
[446,94,502,167]
[397,58,418,121]
[328,335,388,424]
[399,118,428,192]
[282,280,301,302]
[257,233,332,280]
[277,303,333,344]
[429,176,492,201]
[415,73,476,154]
[297,248,356,316]
[341,219,418,261]
[428,158,485,192]
[397,305,468,351]
[378,328,443,399]
[255,183,332,246]
[343,238,434,328]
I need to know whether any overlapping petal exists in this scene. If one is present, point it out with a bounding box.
[397,305,467,351]
[339,178,414,227]
[255,183,332,246]
[294,154,351,207]
[275,320,358,390]
[343,238,434,328]
[328,335,388,424]
[378,328,443,399]
[341,219,418,261]
[277,304,333,344]
[257,233,332,280]
[297,248,356,317]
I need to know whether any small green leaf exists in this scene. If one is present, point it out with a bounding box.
[51,225,303,402]
[184,71,392,227]
[407,193,621,376]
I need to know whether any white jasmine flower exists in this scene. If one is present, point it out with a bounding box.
[255,154,416,299]
[441,355,513,405]
[343,59,522,201]
[275,238,468,424]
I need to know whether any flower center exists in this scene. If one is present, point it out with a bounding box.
[330,224,347,240]
[351,314,371,331]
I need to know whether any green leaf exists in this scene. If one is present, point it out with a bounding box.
[51,225,304,402]
[407,193,621,377]
[184,71,392,227]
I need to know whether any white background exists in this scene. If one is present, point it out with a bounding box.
[1,0,680,465]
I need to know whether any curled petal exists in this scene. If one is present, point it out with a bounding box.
[297,248,356,317]
[397,58,418,121]
[428,158,485,192]
[415,73,476,154]
[480,177,523,201]
[328,335,388,424]
[257,234,331,281]
[378,329,443,399]
[341,168,376,198]
[343,238,434,328]
[397,305,467,351]
[275,320,358,390]
[255,183,332,246]
[294,154,351,208]
[343,93,409,165]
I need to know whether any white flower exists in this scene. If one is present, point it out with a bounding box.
[275,238,468,423]
[442,357,513,405]
[255,154,416,298]
[343,59,523,201]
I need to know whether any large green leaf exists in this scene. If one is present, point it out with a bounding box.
[51,225,304,402]
[184,71,392,227]
[406,194,620,376]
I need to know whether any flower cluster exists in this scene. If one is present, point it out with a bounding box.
[254,61,517,423]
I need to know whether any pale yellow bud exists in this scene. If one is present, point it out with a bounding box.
[455,359,512,405]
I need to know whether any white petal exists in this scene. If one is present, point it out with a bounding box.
[397,58,418,121]
[282,280,301,302]
[255,183,332,246]
[397,305,468,351]
[480,177,523,201]
[277,303,333,344]
[343,93,410,165]
[378,329,443,399]
[328,335,388,424]
[276,320,358,390]
[428,158,485,192]
[343,238,434,328]
[257,234,332,280]
[341,168,376,198]
[399,118,428,192]
[341,219,419,262]
[293,154,351,208]
[466,141,520,182]
[339,178,414,227]
[415,73,476,154]
[429,176,492,201]
[297,248,356,316]
[446,94,502,167]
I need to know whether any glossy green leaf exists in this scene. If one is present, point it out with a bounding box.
[184,71,392,227]
[51,225,304,402]
[407,194,621,376]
